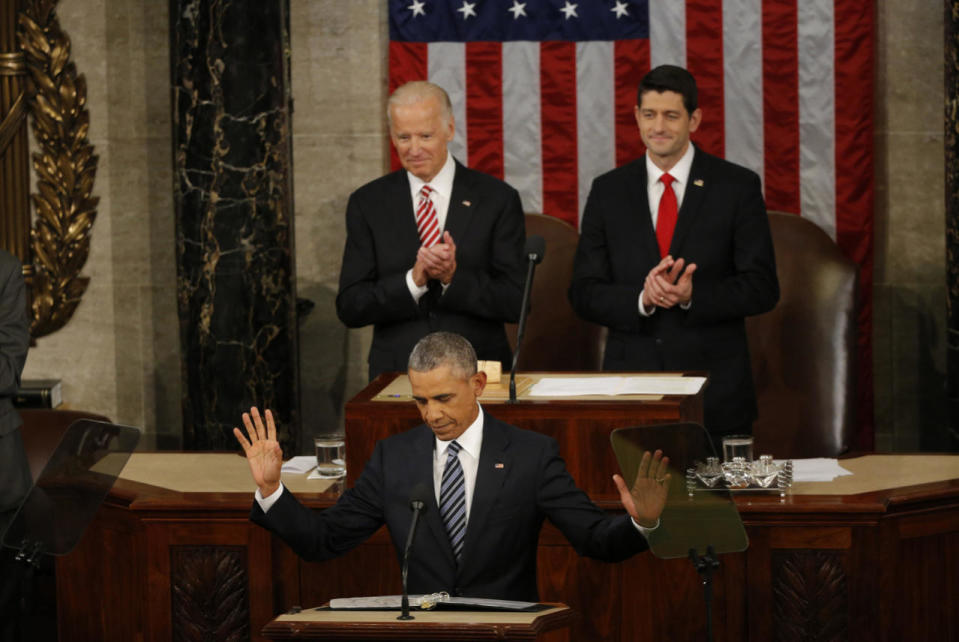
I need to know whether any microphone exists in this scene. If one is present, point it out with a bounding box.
[398,483,430,621]
[509,235,546,403]
[525,234,545,265]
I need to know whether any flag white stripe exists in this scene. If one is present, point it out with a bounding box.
[798,0,837,238]
[420,8,841,239]
[649,0,686,68]
[722,0,764,179]
[576,41,615,226]
[428,43,468,164]
[503,41,543,213]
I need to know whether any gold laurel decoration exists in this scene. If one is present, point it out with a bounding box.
[17,0,98,338]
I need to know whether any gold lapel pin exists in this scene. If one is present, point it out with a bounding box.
[462,200,472,207]
[494,462,505,469]
[693,179,704,187]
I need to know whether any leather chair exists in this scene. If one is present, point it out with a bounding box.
[746,212,858,458]
[506,213,605,371]
[18,409,111,482]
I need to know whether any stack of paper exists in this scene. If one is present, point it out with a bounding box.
[780,458,853,482]
[280,456,317,474]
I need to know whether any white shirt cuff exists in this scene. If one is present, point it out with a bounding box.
[406,269,429,302]
[638,289,656,317]
[631,516,660,538]
[254,483,285,513]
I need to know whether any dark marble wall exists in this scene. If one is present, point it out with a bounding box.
[947,1,959,450]
[171,0,298,452]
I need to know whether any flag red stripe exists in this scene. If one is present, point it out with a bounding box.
[540,41,578,226]
[465,43,505,180]
[614,39,650,167]
[761,0,800,214]
[388,42,429,173]
[686,0,725,157]
[834,0,875,450]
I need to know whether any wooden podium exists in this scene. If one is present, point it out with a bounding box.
[48,371,959,641]
[344,371,706,497]
[261,604,572,641]
[51,451,959,641]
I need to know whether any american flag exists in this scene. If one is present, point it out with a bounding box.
[388,0,874,447]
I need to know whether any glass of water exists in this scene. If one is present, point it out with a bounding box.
[314,434,346,478]
[721,435,754,463]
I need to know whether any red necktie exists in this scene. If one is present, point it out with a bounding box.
[416,185,441,247]
[656,173,678,258]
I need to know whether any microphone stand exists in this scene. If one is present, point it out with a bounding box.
[509,237,544,403]
[398,499,426,620]
[689,546,720,642]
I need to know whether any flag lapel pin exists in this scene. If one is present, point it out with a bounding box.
[693,179,704,187]
[494,462,505,469]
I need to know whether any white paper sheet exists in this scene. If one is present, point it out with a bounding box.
[281,455,317,474]
[528,376,706,397]
[778,458,854,482]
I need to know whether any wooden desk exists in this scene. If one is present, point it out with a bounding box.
[261,604,572,640]
[345,372,706,492]
[54,453,958,641]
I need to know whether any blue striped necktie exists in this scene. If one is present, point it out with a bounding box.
[439,440,467,563]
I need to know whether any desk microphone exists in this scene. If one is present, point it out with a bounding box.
[509,235,546,403]
[398,483,430,621]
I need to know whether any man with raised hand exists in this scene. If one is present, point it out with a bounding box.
[235,331,671,601]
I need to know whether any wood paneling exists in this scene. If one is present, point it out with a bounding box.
[54,416,959,641]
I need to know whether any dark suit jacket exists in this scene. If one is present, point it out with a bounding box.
[0,250,30,517]
[0,251,27,439]
[336,161,526,379]
[569,146,779,434]
[251,412,646,601]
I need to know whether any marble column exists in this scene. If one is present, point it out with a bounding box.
[171,0,298,452]
[947,2,959,447]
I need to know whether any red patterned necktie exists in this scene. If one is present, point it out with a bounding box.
[416,185,441,247]
[656,173,678,258]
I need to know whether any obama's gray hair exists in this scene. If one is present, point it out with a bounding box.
[408,332,477,379]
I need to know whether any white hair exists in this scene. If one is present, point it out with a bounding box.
[387,81,453,127]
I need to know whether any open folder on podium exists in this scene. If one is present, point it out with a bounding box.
[329,591,544,612]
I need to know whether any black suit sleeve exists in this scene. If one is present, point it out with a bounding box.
[0,254,28,398]
[250,439,390,562]
[684,171,779,325]
[568,178,647,332]
[438,186,525,324]
[335,190,422,329]
[536,438,646,562]
[569,166,779,332]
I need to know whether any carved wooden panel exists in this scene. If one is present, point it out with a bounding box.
[771,550,847,642]
[171,546,250,642]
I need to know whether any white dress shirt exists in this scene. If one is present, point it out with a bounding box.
[433,403,483,520]
[638,144,696,317]
[405,151,457,301]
